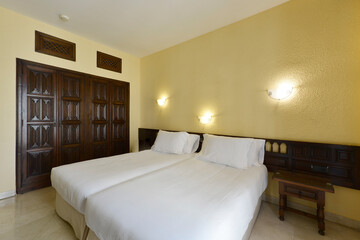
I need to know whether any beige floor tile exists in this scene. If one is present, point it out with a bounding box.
[0,188,76,240]
[252,202,360,240]
[0,187,359,240]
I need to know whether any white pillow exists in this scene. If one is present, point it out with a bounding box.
[183,134,200,154]
[256,139,266,165]
[197,134,254,169]
[151,130,189,154]
[248,139,266,166]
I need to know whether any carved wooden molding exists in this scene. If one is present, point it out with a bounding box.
[35,31,76,61]
[97,51,122,73]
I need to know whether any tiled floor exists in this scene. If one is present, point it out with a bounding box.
[249,202,360,240]
[0,187,359,240]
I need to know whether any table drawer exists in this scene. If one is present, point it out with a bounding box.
[293,160,352,180]
[284,184,317,200]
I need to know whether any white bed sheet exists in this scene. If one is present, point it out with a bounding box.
[51,150,194,213]
[85,158,268,240]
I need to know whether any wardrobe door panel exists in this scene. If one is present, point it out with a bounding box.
[61,124,81,145]
[62,100,81,121]
[17,62,57,193]
[61,146,81,165]
[27,124,54,149]
[27,70,54,95]
[88,78,110,159]
[110,81,129,155]
[27,150,53,177]
[62,75,81,98]
[58,72,85,165]
[93,103,107,121]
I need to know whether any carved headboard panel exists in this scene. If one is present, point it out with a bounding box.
[139,128,360,190]
[264,138,360,189]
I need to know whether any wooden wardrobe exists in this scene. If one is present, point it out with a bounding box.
[16,59,130,193]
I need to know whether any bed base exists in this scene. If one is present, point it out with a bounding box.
[242,196,262,240]
[56,193,99,240]
[79,196,263,240]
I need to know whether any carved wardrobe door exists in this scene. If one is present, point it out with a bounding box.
[110,81,129,155]
[57,72,86,165]
[17,62,57,193]
[87,77,111,159]
[17,59,130,193]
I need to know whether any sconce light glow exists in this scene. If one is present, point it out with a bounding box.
[267,83,293,100]
[157,97,167,106]
[199,113,213,125]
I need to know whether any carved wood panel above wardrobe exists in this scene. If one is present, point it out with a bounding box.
[17,59,129,193]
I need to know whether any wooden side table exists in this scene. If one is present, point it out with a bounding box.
[272,171,334,235]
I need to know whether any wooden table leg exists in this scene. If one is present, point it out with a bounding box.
[317,192,325,235]
[82,225,89,240]
[279,182,285,221]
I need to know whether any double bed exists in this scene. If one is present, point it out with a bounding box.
[52,129,268,240]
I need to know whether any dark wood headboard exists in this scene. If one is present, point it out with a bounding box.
[139,128,360,190]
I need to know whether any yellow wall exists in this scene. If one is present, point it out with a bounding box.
[0,7,140,194]
[140,0,360,221]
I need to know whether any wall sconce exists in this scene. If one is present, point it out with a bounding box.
[199,113,213,124]
[157,97,167,106]
[267,83,293,100]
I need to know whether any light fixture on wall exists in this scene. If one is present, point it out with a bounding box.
[267,83,293,100]
[157,97,167,106]
[199,112,213,124]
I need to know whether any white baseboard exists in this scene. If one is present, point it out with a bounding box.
[0,190,16,200]
[262,194,360,231]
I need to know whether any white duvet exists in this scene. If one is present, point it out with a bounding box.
[85,158,268,240]
[51,150,194,213]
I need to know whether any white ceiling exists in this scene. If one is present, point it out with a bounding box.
[0,0,289,57]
